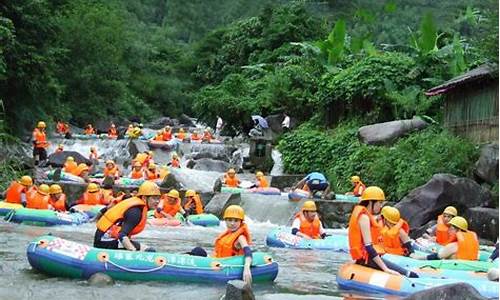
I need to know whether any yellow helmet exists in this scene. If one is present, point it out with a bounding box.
[443,206,458,217]
[37,121,46,128]
[148,163,156,170]
[133,161,142,167]
[179,128,185,132]
[172,152,179,159]
[360,186,385,202]
[87,183,100,193]
[19,175,33,187]
[185,190,196,197]
[165,126,171,130]
[351,175,361,183]
[167,189,180,199]
[90,146,96,151]
[38,184,50,195]
[49,184,62,195]
[381,206,400,224]
[78,163,89,172]
[105,160,114,166]
[302,200,317,212]
[137,181,161,197]
[58,144,64,149]
[256,171,264,178]
[147,151,154,156]
[223,205,245,220]
[66,156,74,162]
[449,216,468,231]
[227,168,236,174]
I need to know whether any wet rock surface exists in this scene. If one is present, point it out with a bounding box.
[358,117,428,145]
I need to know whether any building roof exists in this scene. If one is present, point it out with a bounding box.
[425,64,498,96]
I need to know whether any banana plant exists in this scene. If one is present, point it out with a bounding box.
[408,13,443,56]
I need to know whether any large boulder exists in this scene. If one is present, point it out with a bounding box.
[474,143,499,185]
[395,174,493,229]
[159,173,182,190]
[265,114,285,133]
[37,180,87,205]
[128,140,149,159]
[145,117,176,129]
[317,200,356,228]
[191,158,230,173]
[205,193,241,218]
[186,151,230,162]
[178,114,196,127]
[270,175,305,191]
[88,273,114,286]
[225,280,255,300]
[403,283,486,300]
[464,207,499,241]
[358,117,428,145]
[48,151,91,167]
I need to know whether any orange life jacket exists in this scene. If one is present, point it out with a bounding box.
[170,158,180,168]
[153,134,163,141]
[257,177,269,188]
[49,194,67,212]
[135,153,148,165]
[154,197,181,218]
[84,128,95,135]
[96,197,147,239]
[64,161,79,175]
[202,132,212,141]
[191,133,201,141]
[224,175,240,187]
[32,128,48,148]
[456,231,479,261]
[26,191,50,209]
[380,219,410,255]
[436,215,456,246]
[213,223,251,258]
[176,132,185,140]
[130,169,144,179]
[183,195,204,215]
[57,122,68,134]
[108,128,118,138]
[348,205,384,261]
[162,131,172,141]
[295,211,321,239]
[144,170,159,180]
[353,182,366,197]
[79,191,107,205]
[5,181,30,204]
[104,166,119,178]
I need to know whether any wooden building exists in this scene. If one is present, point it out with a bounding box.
[426,65,499,144]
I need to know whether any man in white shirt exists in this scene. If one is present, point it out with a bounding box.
[215,116,223,138]
[282,113,290,131]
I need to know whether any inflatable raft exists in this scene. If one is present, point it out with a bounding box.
[287,189,358,202]
[147,140,179,150]
[265,227,348,251]
[27,235,279,283]
[337,263,498,298]
[147,218,182,227]
[187,213,220,227]
[413,238,492,262]
[5,208,89,226]
[70,204,105,218]
[0,201,23,216]
[221,187,281,196]
[46,170,85,183]
[383,253,497,272]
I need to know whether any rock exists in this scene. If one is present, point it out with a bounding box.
[265,114,285,133]
[94,120,112,134]
[403,283,486,300]
[270,175,305,191]
[205,193,241,218]
[474,143,499,185]
[159,173,182,190]
[225,280,255,300]
[0,140,33,169]
[358,117,428,145]
[213,177,222,192]
[178,114,195,127]
[316,200,356,228]
[395,174,493,229]
[88,273,114,286]
[409,220,437,239]
[487,268,499,281]
[187,151,230,162]
[128,140,149,159]
[37,180,87,205]
[48,151,91,168]
[185,159,196,169]
[192,158,231,173]
[464,207,499,241]
[145,117,176,130]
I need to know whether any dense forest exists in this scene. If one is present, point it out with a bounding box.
[0,0,498,199]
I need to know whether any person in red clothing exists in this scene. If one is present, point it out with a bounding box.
[32,121,49,166]
[107,123,118,139]
[162,126,173,141]
[49,184,67,212]
[144,163,160,180]
[169,153,181,168]
[202,129,213,142]
[84,124,95,135]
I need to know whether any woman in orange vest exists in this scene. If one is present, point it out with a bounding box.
[26,184,51,210]
[253,171,269,188]
[183,190,204,215]
[190,130,201,142]
[77,183,107,205]
[107,123,118,139]
[49,184,67,212]
[154,189,186,219]
[169,153,181,168]
[411,216,479,261]
[346,175,366,197]
[291,201,327,239]
[176,128,186,141]
[348,186,418,277]
[33,121,49,166]
[5,175,34,206]
[144,163,160,180]
[55,144,64,153]
[162,126,173,141]
[94,181,161,251]
[202,129,212,142]
[422,206,458,246]
[84,124,95,135]
[103,160,120,179]
[153,130,164,141]
[63,156,78,175]
[129,161,144,179]
[223,168,240,187]
[379,206,413,256]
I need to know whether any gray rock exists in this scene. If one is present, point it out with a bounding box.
[213,177,222,192]
[205,193,241,218]
[316,200,356,228]
[187,150,230,162]
[128,140,149,159]
[410,220,437,239]
[225,280,255,300]
[178,114,195,127]
[48,151,91,167]
[358,117,428,145]
[395,174,492,229]
[159,173,182,190]
[487,268,499,281]
[185,159,196,169]
[474,143,499,185]
[88,273,114,286]
[145,117,176,129]
[192,158,231,173]
[403,283,486,300]
[464,207,499,241]
[270,175,305,191]
[0,140,33,169]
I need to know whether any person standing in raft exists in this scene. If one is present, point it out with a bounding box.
[379,206,413,256]
[348,186,418,277]
[293,172,331,199]
[422,206,458,245]
[187,205,253,285]
[291,201,328,239]
[32,121,49,166]
[93,181,160,251]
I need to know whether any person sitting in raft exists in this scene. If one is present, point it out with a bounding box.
[422,206,458,245]
[348,186,418,277]
[84,124,95,135]
[155,189,186,219]
[291,200,327,239]
[103,160,121,179]
[411,216,479,261]
[56,121,69,135]
[153,130,164,141]
[93,181,159,251]
[294,172,331,199]
[144,163,160,180]
[169,153,181,168]
[223,168,241,187]
[55,144,64,154]
[183,190,204,216]
[76,183,108,206]
[346,175,366,197]
[162,126,173,141]
[107,123,118,139]
[63,156,78,175]
[252,171,269,188]
[202,129,213,142]
[5,175,35,206]
[75,163,90,182]
[129,161,144,179]
[176,128,186,141]
[26,184,52,210]
[379,206,413,256]
[191,130,201,142]
[48,184,67,212]
[143,150,154,167]
[186,205,253,285]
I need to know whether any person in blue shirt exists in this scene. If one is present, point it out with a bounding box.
[293,172,331,199]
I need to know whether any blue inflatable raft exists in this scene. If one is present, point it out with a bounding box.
[265,227,349,251]
[5,208,89,226]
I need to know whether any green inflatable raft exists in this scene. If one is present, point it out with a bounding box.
[383,253,498,272]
